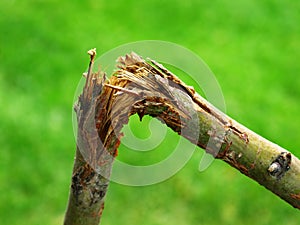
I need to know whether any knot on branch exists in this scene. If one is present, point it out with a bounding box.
[268,152,292,180]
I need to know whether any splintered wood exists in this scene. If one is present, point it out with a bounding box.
[64,50,300,225]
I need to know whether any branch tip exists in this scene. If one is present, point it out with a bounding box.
[87,48,97,60]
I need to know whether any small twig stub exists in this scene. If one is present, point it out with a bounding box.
[268,152,292,180]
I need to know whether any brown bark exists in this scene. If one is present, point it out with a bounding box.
[64,49,300,225]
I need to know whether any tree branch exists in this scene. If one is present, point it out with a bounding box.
[64,50,300,225]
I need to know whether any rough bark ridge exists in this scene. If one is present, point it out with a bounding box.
[64,50,300,225]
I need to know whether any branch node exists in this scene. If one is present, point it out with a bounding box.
[268,152,292,180]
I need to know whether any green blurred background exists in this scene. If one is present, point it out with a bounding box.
[1,0,300,224]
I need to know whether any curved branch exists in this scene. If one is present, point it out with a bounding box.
[64,50,300,225]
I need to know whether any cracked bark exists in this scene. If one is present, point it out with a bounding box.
[64,49,300,225]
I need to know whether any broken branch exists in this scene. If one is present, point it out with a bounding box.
[64,50,300,225]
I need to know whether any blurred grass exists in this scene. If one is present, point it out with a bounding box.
[1,0,300,224]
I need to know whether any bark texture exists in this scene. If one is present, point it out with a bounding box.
[64,50,300,225]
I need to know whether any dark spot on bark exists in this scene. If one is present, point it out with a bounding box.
[268,152,292,180]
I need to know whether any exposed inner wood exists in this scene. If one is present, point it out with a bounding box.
[64,50,300,225]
